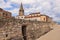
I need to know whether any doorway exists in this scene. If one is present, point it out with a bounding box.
[22,25,27,40]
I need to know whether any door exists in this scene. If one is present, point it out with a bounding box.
[22,25,27,40]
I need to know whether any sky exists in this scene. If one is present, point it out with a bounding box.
[0,0,60,22]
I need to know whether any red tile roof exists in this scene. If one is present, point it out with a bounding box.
[29,12,40,15]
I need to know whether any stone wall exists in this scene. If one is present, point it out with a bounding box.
[0,19,52,40]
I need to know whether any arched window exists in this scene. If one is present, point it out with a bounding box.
[3,13,5,16]
[6,14,8,16]
[3,13,6,17]
[44,18,45,20]
[6,34,8,37]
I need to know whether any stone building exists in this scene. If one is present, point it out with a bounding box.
[0,8,12,19]
[16,3,52,22]
[40,15,52,22]
[25,13,52,22]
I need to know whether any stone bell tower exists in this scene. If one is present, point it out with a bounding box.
[19,3,24,16]
[17,3,25,19]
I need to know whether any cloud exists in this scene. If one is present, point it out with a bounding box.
[0,0,12,8]
[10,0,36,4]
[6,8,19,16]
[4,0,7,2]
[0,0,60,22]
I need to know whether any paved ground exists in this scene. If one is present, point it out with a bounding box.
[37,25,60,40]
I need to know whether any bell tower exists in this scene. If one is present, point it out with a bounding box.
[16,3,25,19]
[19,3,24,16]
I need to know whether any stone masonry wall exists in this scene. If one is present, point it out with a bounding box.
[0,19,52,40]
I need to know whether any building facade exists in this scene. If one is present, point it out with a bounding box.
[25,13,52,22]
[16,3,52,22]
[0,8,11,19]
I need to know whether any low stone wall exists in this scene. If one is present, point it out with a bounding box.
[0,19,52,40]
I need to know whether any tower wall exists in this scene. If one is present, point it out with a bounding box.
[19,3,24,16]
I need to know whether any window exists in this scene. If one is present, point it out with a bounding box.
[6,14,8,16]
[44,18,45,20]
[21,17,23,18]
[6,34,8,37]
[3,13,5,17]
[3,13,5,15]
[35,19,37,21]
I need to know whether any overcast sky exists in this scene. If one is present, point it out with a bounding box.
[0,0,60,22]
